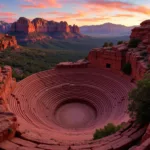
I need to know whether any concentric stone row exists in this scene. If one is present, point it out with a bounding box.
[7,68,134,143]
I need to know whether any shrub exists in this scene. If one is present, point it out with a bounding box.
[85,56,88,60]
[103,42,113,47]
[0,81,4,84]
[122,63,132,75]
[147,64,150,70]
[93,123,122,140]
[128,74,150,124]
[109,42,113,47]
[117,41,123,45]
[128,38,141,48]
[8,128,13,134]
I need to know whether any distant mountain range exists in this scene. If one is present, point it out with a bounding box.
[80,23,136,37]
[0,21,11,33]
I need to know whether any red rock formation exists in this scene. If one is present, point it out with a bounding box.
[57,21,70,32]
[11,17,35,34]
[0,34,18,51]
[88,44,128,72]
[130,20,150,44]
[69,25,80,33]
[32,18,48,33]
[0,66,17,143]
[10,17,80,34]
[126,51,147,81]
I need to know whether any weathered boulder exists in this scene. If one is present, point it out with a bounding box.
[0,34,18,51]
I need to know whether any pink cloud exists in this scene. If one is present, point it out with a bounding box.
[0,18,16,23]
[0,12,16,23]
[21,0,61,9]
[113,14,135,18]
[21,4,46,9]
[84,0,150,15]
[77,17,110,22]
[0,12,16,17]
[40,11,86,18]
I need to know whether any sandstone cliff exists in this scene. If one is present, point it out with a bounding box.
[11,17,35,34]
[0,66,17,143]
[8,17,83,44]
[130,20,150,44]
[0,34,18,51]
[10,17,82,40]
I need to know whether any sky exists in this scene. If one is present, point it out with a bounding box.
[0,0,150,26]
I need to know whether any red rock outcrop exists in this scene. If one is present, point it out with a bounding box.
[88,44,128,73]
[0,66,17,143]
[69,24,80,33]
[0,34,18,51]
[32,18,48,33]
[10,17,80,34]
[11,17,35,34]
[130,20,150,44]
[126,51,148,81]
[32,19,72,33]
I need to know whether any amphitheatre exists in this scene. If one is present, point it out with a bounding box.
[0,20,150,150]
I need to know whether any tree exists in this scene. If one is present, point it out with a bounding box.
[122,63,132,75]
[109,42,113,47]
[117,41,123,45]
[103,42,109,47]
[93,123,122,140]
[128,38,141,48]
[128,74,150,124]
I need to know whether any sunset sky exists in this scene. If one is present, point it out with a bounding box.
[0,0,150,26]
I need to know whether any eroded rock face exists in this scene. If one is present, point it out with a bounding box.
[32,18,48,33]
[0,66,17,143]
[88,44,128,72]
[0,34,18,50]
[11,17,35,34]
[69,25,80,33]
[10,17,80,34]
[130,20,150,44]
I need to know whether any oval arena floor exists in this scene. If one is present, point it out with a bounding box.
[5,68,138,150]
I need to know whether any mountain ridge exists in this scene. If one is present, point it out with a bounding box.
[80,23,137,37]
